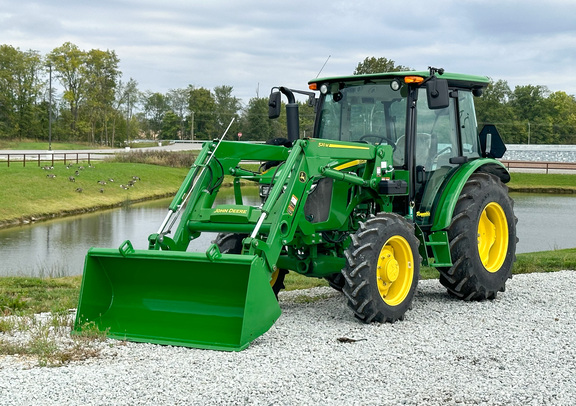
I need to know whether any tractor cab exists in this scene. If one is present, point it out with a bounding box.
[309,69,505,226]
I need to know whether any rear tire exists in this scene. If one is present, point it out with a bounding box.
[214,233,287,297]
[342,213,420,323]
[438,173,517,300]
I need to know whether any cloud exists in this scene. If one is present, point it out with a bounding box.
[0,0,575,104]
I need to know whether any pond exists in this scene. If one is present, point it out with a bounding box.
[510,192,576,253]
[0,192,574,277]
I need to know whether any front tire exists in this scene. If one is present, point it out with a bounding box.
[342,213,420,323]
[325,272,345,292]
[438,173,517,300]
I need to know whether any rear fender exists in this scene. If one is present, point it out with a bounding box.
[431,159,509,232]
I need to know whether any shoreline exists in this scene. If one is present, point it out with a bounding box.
[508,186,576,194]
[0,192,176,230]
[1,184,574,231]
[0,179,243,230]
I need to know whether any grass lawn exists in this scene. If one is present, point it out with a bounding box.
[0,139,111,150]
[508,172,576,192]
[1,249,575,318]
[0,162,188,224]
[0,276,81,316]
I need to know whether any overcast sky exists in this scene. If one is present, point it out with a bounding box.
[2,0,575,105]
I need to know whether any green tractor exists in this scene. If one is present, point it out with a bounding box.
[74,67,517,350]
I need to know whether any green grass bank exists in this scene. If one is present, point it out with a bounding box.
[507,172,576,193]
[0,162,188,228]
[1,165,576,228]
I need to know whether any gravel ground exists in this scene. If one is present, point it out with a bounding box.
[1,271,575,406]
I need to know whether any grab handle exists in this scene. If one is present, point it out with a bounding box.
[119,240,135,257]
[205,243,223,262]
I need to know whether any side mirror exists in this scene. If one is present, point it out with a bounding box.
[426,77,449,110]
[478,124,507,158]
[268,91,282,119]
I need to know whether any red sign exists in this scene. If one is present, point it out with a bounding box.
[237,132,242,138]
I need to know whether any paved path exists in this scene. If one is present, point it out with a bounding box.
[0,141,204,156]
[0,142,206,165]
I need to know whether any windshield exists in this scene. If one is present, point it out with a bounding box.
[316,82,407,146]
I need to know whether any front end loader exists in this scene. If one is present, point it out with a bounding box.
[74,67,517,350]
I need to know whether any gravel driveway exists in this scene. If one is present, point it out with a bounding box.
[1,271,575,405]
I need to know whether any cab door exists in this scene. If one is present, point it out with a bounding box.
[414,89,480,224]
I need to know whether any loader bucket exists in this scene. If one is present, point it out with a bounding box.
[74,243,281,351]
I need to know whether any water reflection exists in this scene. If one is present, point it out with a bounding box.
[0,191,574,277]
[0,188,251,277]
[511,192,576,253]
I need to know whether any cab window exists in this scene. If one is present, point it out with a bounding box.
[317,83,406,148]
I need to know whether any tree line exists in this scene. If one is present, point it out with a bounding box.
[475,79,576,144]
[0,42,314,146]
[1,48,574,146]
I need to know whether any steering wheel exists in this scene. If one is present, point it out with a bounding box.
[359,134,396,148]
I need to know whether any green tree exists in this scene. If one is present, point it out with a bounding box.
[160,111,181,140]
[242,97,268,141]
[0,45,44,140]
[475,79,512,122]
[142,92,169,138]
[242,97,315,142]
[509,85,552,144]
[84,48,120,144]
[547,91,576,144]
[188,86,216,140]
[213,85,241,138]
[15,49,43,140]
[47,42,88,139]
[475,79,520,143]
[353,57,412,75]
[0,45,20,138]
[166,88,189,140]
[113,78,140,146]
[242,97,287,141]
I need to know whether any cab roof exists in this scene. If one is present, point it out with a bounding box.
[310,70,490,90]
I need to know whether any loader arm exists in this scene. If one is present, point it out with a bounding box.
[148,140,291,251]
[243,138,395,277]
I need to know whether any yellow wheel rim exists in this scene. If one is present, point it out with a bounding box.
[270,269,280,287]
[477,202,509,272]
[376,236,414,306]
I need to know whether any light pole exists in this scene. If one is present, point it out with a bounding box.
[126,93,130,146]
[190,111,195,140]
[48,64,52,151]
